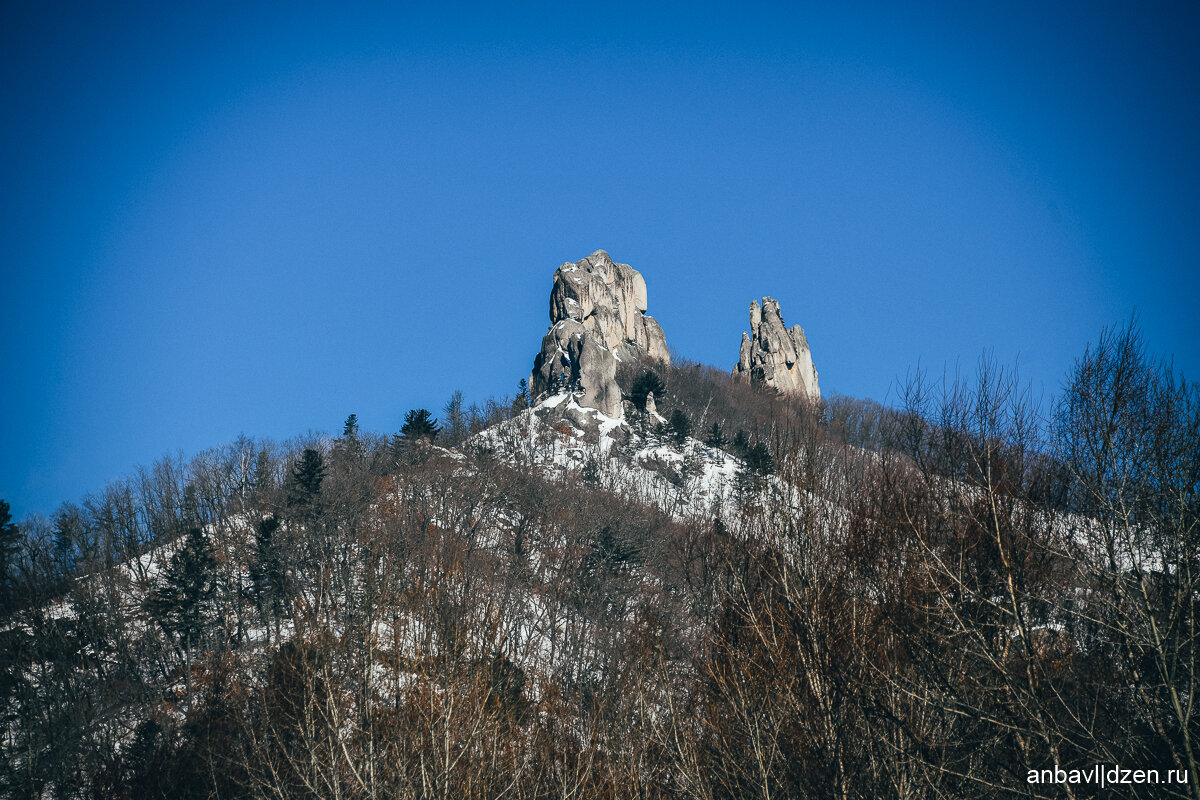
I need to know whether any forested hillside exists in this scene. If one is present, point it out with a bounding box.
[2,323,1197,799]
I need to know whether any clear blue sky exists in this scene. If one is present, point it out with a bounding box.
[3,1,1198,519]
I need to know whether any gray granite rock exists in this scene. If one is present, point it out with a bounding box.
[532,250,669,415]
[547,250,670,364]
[734,297,820,401]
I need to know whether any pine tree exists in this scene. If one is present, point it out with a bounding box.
[630,370,666,412]
[400,409,440,442]
[389,433,406,466]
[249,516,286,636]
[336,413,365,464]
[286,449,326,514]
[705,422,727,448]
[513,378,530,411]
[182,483,200,529]
[732,429,751,458]
[746,441,775,475]
[669,408,692,447]
[145,526,218,703]
[253,448,274,507]
[147,527,217,651]
[52,504,84,576]
[0,500,20,596]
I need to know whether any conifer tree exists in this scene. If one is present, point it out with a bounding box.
[630,370,666,412]
[732,429,751,458]
[252,448,274,507]
[0,500,20,596]
[52,504,84,576]
[286,448,326,512]
[147,526,217,652]
[746,441,775,475]
[389,432,406,466]
[443,391,467,444]
[670,408,692,446]
[249,516,286,636]
[400,408,440,442]
[335,413,365,464]
[513,378,530,411]
[705,422,727,448]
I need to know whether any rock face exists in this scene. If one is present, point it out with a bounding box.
[532,250,669,415]
[733,297,820,401]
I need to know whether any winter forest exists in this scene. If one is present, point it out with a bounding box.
[6,0,1200,796]
[1,319,1198,799]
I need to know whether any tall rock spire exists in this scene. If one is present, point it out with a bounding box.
[531,250,669,415]
[733,297,820,401]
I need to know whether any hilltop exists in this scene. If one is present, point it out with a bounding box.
[0,253,1196,800]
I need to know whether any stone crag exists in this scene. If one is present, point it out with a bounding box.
[734,297,820,401]
[531,250,669,416]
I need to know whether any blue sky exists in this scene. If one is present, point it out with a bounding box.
[3,1,1198,518]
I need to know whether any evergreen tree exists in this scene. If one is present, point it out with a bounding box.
[0,500,20,595]
[335,413,365,464]
[249,516,286,633]
[286,448,326,513]
[732,429,751,458]
[582,524,637,577]
[746,441,775,475]
[147,526,217,651]
[487,652,528,718]
[630,370,666,412]
[513,378,530,411]
[400,408,440,442]
[705,422,727,448]
[181,483,200,529]
[253,447,274,507]
[52,504,84,576]
[669,408,692,447]
[581,457,602,486]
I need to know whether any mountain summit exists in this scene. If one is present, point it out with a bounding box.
[530,250,669,414]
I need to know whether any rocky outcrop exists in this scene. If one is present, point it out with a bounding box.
[531,318,623,416]
[532,250,669,415]
[548,250,669,361]
[733,297,820,401]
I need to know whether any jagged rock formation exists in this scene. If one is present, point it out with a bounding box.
[734,297,820,401]
[532,320,623,416]
[532,250,669,415]
[548,250,669,360]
